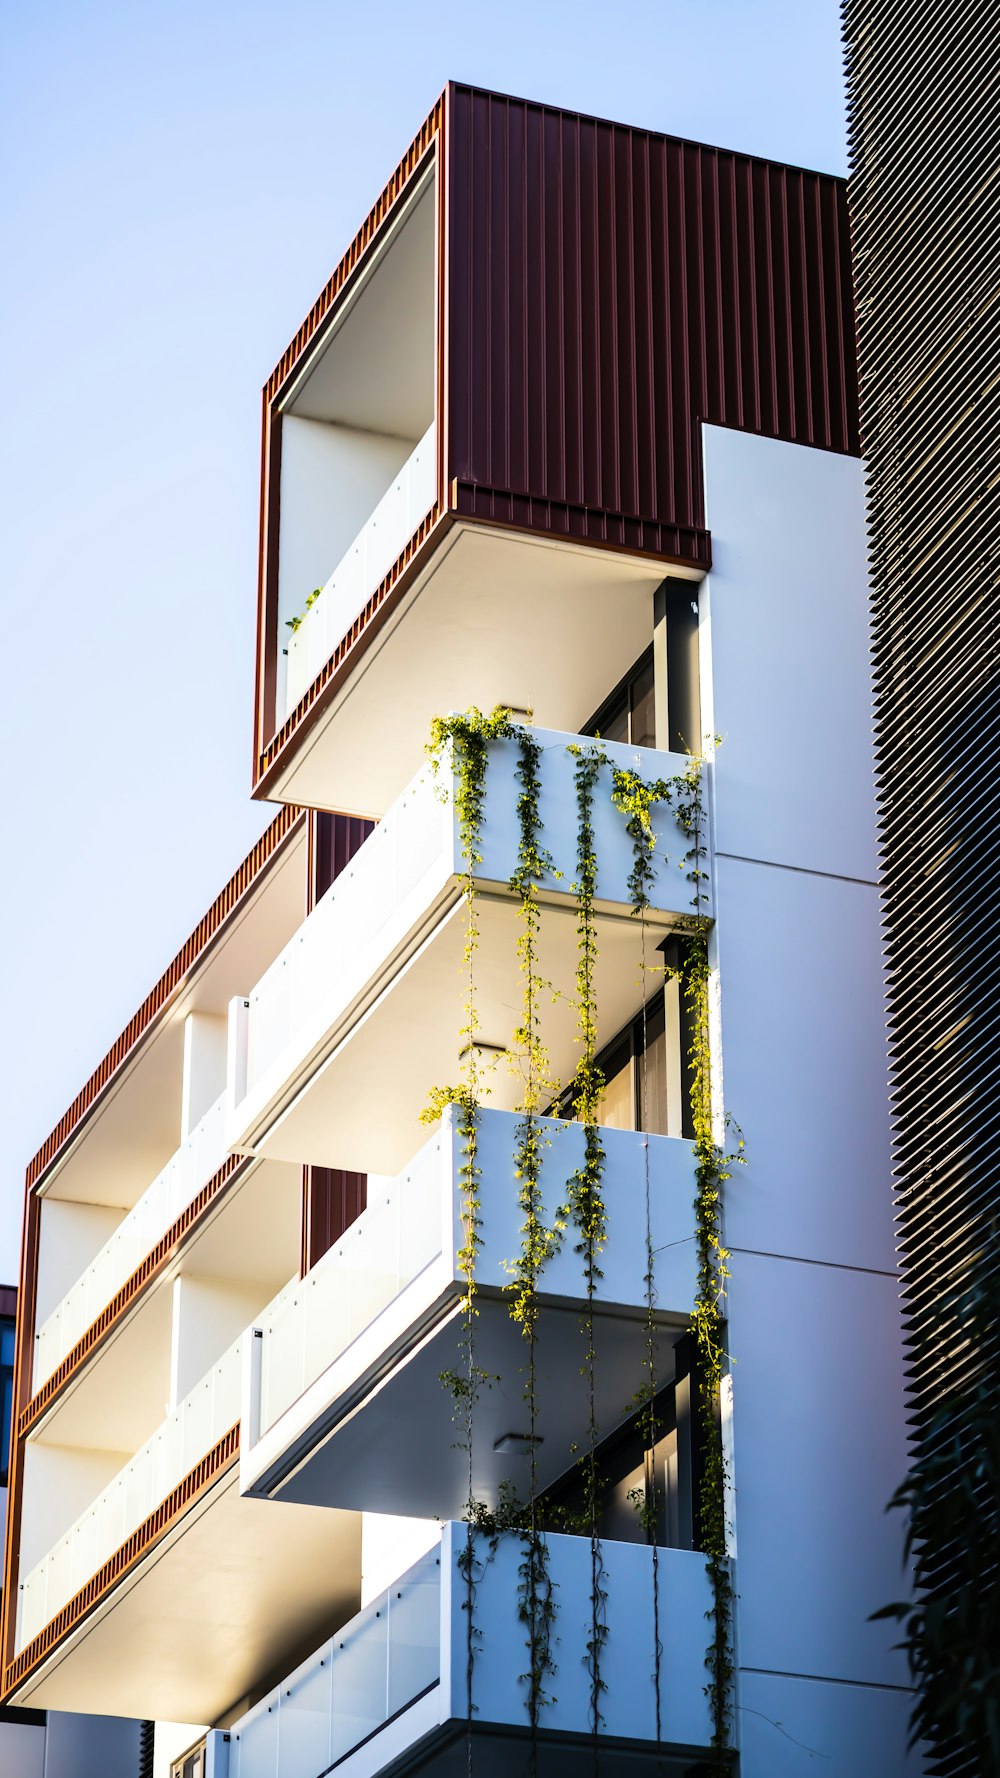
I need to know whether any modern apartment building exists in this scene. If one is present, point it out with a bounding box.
[843,4,999,1771]
[3,85,916,1778]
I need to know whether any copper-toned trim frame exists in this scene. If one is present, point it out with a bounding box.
[262,108,444,410]
[26,805,306,1194]
[255,502,451,800]
[18,1154,249,1440]
[252,97,446,779]
[2,1426,239,1701]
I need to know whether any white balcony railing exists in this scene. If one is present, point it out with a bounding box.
[225,1525,717,1775]
[18,1335,242,1653]
[33,1094,230,1393]
[229,729,706,1177]
[284,421,437,718]
[228,1545,441,1777]
[257,1132,444,1437]
[242,1107,698,1516]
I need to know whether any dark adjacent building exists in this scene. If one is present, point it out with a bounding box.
[843,5,1000,1772]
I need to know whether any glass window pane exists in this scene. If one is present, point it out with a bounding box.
[656,1428,681,1548]
[629,656,657,750]
[596,1043,635,1130]
[600,1427,647,1543]
[599,695,629,745]
[637,999,669,1135]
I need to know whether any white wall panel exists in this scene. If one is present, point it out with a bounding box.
[702,426,876,884]
[715,853,895,1273]
[43,1712,142,1778]
[0,1720,44,1778]
[727,1250,908,1688]
[738,1670,918,1778]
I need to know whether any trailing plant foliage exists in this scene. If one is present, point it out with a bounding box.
[423,706,519,1743]
[424,707,568,1757]
[683,930,739,1759]
[507,723,563,1741]
[422,713,741,1768]
[568,744,611,1745]
[612,752,741,1761]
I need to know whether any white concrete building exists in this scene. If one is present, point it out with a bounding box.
[2,85,915,1778]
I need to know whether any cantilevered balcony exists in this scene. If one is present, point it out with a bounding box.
[241,1107,697,1518]
[227,728,709,1183]
[32,1093,230,1391]
[253,89,729,814]
[12,1316,360,1723]
[18,1334,244,1653]
[222,1526,718,1776]
[283,423,436,721]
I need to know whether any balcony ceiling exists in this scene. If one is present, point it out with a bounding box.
[266,526,693,818]
[247,1294,684,1522]
[31,1157,300,1451]
[284,174,435,441]
[11,1470,361,1726]
[39,825,308,1210]
[240,891,684,1179]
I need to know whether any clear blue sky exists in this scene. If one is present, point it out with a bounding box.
[0,0,847,1280]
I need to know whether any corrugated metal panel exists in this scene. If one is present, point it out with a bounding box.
[446,85,859,536]
[253,86,860,795]
[310,811,374,905]
[844,2,1000,1771]
[304,812,375,1271]
[305,1168,368,1271]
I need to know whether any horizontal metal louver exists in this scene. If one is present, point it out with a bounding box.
[843,0,1000,1771]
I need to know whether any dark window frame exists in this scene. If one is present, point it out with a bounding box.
[553,986,692,1140]
[544,1335,708,1553]
[584,646,656,750]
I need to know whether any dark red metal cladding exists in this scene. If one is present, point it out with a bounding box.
[310,811,374,905]
[302,810,375,1273]
[444,86,860,535]
[306,1168,368,1271]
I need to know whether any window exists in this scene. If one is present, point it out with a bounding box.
[586,649,656,750]
[170,1741,206,1778]
[555,989,685,1139]
[0,1316,15,1488]
[545,1338,706,1552]
[583,581,701,756]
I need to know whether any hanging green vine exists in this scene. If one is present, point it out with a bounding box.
[507,725,563,1745]
[567,743,610,1751]
[424,709,568,1752]
[612,780,671,1745]
[421,711,741,1770]
[422,705,519,1749]
[611,754,740,1763]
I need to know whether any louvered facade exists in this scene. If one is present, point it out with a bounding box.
[843,6,1000,1773]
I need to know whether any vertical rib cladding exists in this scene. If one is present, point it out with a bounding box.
[446,84,859,533]
[303,811,374,1274]
[310,811,374,905]
[844,2,1000,1772]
